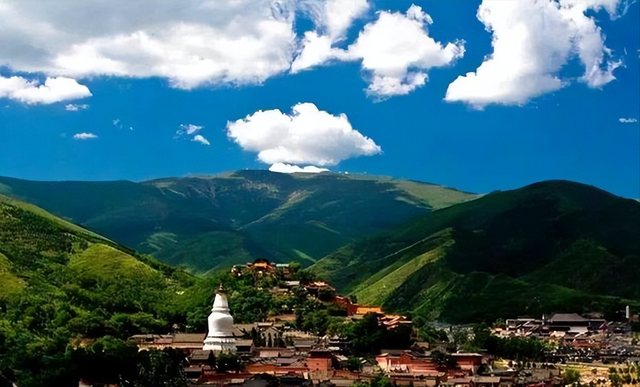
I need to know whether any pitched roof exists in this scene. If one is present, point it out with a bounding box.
[379,349,406,356]
[473,376,501,383]
[236,339,254,347]
[549,313,588,323]
[451,353,483,357]
[190,350,212,361]
[173,333,205,343]
[234,323,256,332]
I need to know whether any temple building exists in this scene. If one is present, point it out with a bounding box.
[202,285,237,352]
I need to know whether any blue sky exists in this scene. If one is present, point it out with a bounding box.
[0,0,638,198]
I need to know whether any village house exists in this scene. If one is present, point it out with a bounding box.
[375,349,442,377]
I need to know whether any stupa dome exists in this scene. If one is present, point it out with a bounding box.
[203,285,236,352]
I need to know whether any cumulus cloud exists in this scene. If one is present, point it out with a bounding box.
[269,163,329,173]
[226,102,381,167]
[293,4,464,98]
[73,132,98,140]
[0,1,297,89]
[65,103,89,111]
[192,134,211,145]
[0,1,466,99]
[619,117,638,123]
[445,0,625,108]
[344,5,464,97]
[0,76,92,104]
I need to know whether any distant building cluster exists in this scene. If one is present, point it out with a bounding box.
[494,311,640,362]
[231,259,292,278]
[124,260,639,387]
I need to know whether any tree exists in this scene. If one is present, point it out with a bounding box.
[418,324,449,344]
[135,349,188,387]
[472,323,491,349]
[370,375,393,387]
[217,352,242,373]
[345,357,363,372]
[318,288,336,302]
[344,313,384,355]
[288,261,301,275]
[450,326,470,350]
[610,372,623,387]
[564,368,581,385]
[431,350,458,371]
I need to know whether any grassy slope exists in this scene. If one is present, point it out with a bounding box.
[0,192,197,323]
[0,251,25,301]
[69,244,161,281]
[312,180,640,322]
[0,171,475,274]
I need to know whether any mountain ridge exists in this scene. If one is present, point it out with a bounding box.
[0,170,477,274]
[311,179,640,322]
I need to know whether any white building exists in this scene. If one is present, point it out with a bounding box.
[203,285,237,352]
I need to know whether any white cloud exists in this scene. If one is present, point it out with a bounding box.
[323,0,370,40]
[65,103,89,111]
[291,0,369,72]
[292,4,464,98]
[0,1,297,89]
[175,123,207,143]
[226,102,381,166]
[343,5,464,98]
[269,163,329,173]
[192,134,211,145]
[445,0,625,108]
[291,32,338,73]
[112,119,121,128]
[73,132,98,140]
[178,123,204,135]
[0,76,92,104]
[619,117,638,123]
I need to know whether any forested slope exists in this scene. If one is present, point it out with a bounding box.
[312,180,640,322]
[0,194,200,386]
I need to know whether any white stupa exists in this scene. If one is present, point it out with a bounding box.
[203,285,237,352]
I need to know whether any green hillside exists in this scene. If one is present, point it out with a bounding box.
[0,193,205,386]
[312,180,640,323]
[0,171,475,274]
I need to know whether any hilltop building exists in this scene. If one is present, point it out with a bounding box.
[231,259,292,278]
[203,285,237,353]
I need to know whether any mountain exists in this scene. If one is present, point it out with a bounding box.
[0,170,475,275]
[311,180,640,323]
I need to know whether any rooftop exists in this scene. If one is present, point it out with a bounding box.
[549,313,588,323]
[172,333,206,343]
